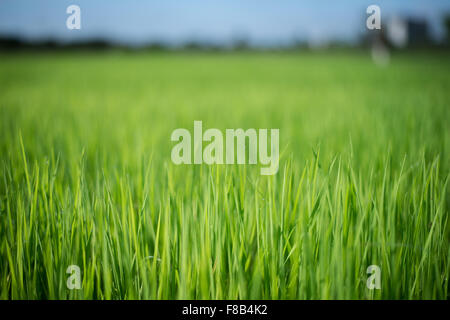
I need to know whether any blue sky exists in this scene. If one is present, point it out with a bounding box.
[0,0,449,46]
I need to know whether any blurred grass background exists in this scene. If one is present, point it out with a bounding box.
[0,51,449,299]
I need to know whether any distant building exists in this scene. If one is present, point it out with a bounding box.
[366,16,431,66]
[386,17,430,48]
[387,17,408,48]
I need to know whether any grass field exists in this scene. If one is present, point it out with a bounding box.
[0,51,448,299]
